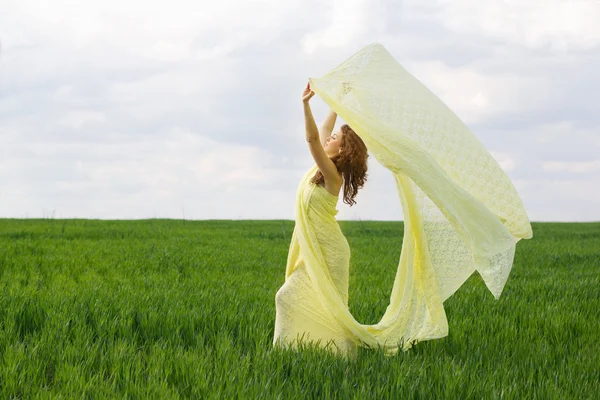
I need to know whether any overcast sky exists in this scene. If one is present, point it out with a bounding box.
[1,0,599,221]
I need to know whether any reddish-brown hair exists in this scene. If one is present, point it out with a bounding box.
[311,124,369,206]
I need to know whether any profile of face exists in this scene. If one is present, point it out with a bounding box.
[324,129,343,157]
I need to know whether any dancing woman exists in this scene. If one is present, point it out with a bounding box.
[273,82,369,356]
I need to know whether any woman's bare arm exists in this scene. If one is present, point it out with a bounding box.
[302,85,342,187]
[319,109,337,147]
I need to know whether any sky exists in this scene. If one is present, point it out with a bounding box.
[1,0,599,221]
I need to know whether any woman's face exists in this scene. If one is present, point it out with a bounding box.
[324,130,343,157]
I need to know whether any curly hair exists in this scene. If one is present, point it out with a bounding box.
[311,124,369,206]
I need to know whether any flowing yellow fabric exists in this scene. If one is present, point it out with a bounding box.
[273,43,533,356]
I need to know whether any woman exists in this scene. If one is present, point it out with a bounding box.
[273,82,369,356]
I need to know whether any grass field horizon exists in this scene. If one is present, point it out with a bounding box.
[1,218,598,398]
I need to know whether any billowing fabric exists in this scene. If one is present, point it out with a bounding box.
[273,43,533,356]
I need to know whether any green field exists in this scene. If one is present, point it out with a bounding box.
[0,219,598,399]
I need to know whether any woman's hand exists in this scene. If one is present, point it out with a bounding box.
[302,82,315,103]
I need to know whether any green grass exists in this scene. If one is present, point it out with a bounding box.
[0,219,598,399]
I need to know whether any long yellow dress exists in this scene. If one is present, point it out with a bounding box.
[274,164,356,356]
[273,43,532,357]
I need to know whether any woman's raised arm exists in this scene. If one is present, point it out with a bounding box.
[319,110,337,147]
[302,83,342,187]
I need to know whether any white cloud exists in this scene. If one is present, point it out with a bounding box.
[490,152,518,171]
[532,121,600,146]
[439,0,600,52]
[542,160,600,173]
[301,0,386,53]
[57,111,106,129]
[405,60,551,124]
[506,178,600,222]
[0,126,304,219]
[1,0,308,51]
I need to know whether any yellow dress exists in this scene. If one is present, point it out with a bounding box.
[274,165,356,356]
[273,43,533,357]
